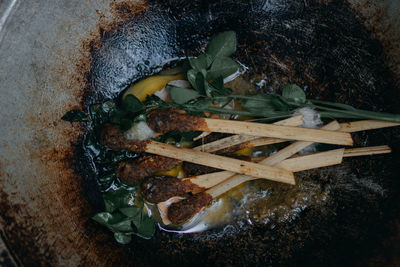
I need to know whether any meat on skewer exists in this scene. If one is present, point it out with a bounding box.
[117,115,304,184]
[101,123,295,182]
[147,109,353,146]
[153,119,400,202]
[116,155,181,185]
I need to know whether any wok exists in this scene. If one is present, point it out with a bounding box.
[1,0,400,266]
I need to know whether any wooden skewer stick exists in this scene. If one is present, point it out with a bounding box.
[182,119,400,189]
[201,118,353,146]
[343,145,391,157]
[145,141,294,182]
[195,119,400,153]
[339,120,400,132]
[182,144,393,190]
[193,115,304,152]
[183,120,340,189]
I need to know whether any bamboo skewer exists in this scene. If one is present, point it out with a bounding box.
[202,118,353,146]
[181,144,393,190]
[180,119,400,189]
[343,145,391,157]
[339,120,400,132]
[193,115,304,152]
[182,120,340,189]
[155,119,399,225]
[194,120,400,153]
[146,141,294,182]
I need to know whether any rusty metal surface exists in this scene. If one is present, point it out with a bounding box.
[0,0,399,266]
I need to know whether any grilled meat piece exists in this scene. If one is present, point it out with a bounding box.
[116,155,181,185]
[168,192,213,225]
[148,108,208,133]
[141,176,203,203]
[101,123,150,152]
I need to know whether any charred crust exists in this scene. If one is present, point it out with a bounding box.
[168,192,213,225]
[116,155,181,185]
[141,176,205,203]
[100,123,150,152]
[148,109,208,133]
[183,162,221,177]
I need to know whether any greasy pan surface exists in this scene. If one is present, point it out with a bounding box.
[1,0,400,266]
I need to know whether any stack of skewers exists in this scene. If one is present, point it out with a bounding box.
[101,108,399,225]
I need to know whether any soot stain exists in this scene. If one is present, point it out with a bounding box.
[72,0,400,266]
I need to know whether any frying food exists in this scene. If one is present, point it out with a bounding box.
[62,31,400,243]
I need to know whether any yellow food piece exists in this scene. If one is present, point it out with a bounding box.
[123,73,184,101]
[156,165,185,178]
[234,147,253,156]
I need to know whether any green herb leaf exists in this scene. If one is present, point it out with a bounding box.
[191,99,212,109]
[119,206,140,217]
[135,212,155,239]
[122,94,145,113]
[188,54,212,70]
[282,84,306,104]
[61,110,88,122]
[186,69,198,89]
[195,72,206,95]
[109,109,134,131]
[114,232,132,244]
[207,56,239,80]
[119,206,155,239]
[241,94,289,114]
[109,219,135,232]
[89,101,116,125]
[211,76,224,90]
[168,85,201,104]
[103,187,137,213]
[206,31,237,61]
[204,80,214,97]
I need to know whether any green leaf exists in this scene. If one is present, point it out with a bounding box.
[241,94,289,114]
[92,212,125,225]
[282,84,306,104]
[186,69,198,89]
[207,57,239,80]
[195,72,206,95]
[109,110,133,131]
[204,80,214,97]
[109,219,134,232]
[119,206,141,218]
[119,206,155,239]
[89,101,116,124]
[122,94,145,113]
[135,212,155,239]
[61,110,88,122]
[188,54,212,70]
[206,31,237,61]
[84,132,102,157]
[191,99,212,109]
[203,79,232,98]
[114,232,132,244]
[143,94,165,106]
[168,85,201,104]
[210,76,224,90]
[103,187,137,213]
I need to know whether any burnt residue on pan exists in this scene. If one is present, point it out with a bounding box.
[72,0,400,266]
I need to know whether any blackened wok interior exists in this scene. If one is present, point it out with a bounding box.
[77,1,400,266]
